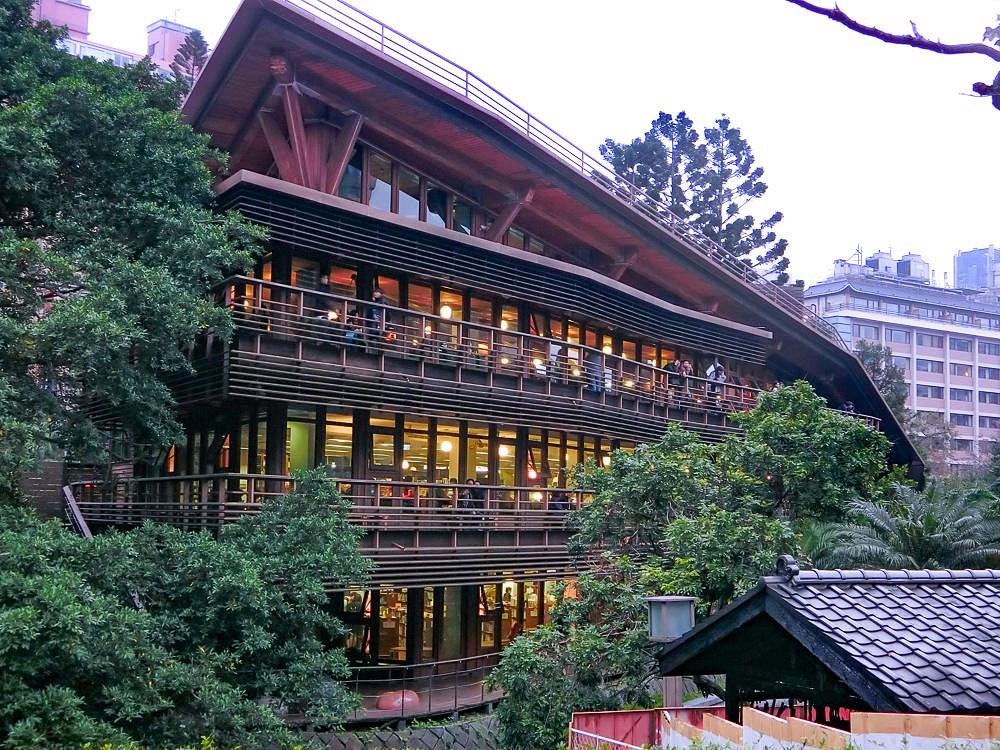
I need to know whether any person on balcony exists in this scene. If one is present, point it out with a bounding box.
[706,361,726,399]
[584,348,604,393]
[366,286,388,352]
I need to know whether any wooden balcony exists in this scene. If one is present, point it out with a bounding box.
[69,474,582,588]
[210,277,880,442]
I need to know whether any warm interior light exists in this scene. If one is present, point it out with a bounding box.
[500,319,509,330]
[440,440,453,453]
[327,310,339,321]
[530,491,543,501]
[401,459,411,470]
[440,305,453,319]
[424,324,433,334]
[498,445,510,458]
[601,455,612,467]
[477,342,489,353]
[532,357,543,367]
[500,356,510,365]
[572,367,581,377]
[624,378,634,388]
[602,345,612,354]
[527,468,538,480]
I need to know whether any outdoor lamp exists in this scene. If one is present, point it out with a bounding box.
[646,596,696,642]
[440,304,453,319]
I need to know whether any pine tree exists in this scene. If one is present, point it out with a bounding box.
[688,115,789,284]
[169,29,209,91]
[601,112,790,284]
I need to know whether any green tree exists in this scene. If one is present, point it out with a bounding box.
[0,0,262,502]
[688,116,789,284]
[0,469,369,749]
[492,382,893,750]
[853,340,908,418]
[170,29,210,92]
[804,482,1000,569]
[601,111,789,283]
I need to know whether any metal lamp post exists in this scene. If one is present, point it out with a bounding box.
[647,596,696,706]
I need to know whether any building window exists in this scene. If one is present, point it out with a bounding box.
[885,328,910,344]
[955,313,973,324]
[852,324,879,340]
[949,337,973,353]
[949,413,973,427]
[915,384,944,399]
[981,416,1000,429]
[950,363,973,377]
[452,201,473,235]
[891,356,910,370]
[980,342,1000,356]
[426,185,449,228]
[885,302,911,315]
[397,167,421,220]
[980,391,1000,405]
[367,152,393,211]
[981,367,1000,380]
[338,147,363,202]
[916,333,943,348]
[952,439,974,453]
[950,388,973,402]
[916,359,943,374]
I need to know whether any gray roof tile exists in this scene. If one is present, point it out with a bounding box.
[762,568,1000,713]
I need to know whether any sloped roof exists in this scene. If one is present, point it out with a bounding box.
[659,564,1000,714]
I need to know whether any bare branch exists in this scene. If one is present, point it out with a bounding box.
[786,0,1000,62]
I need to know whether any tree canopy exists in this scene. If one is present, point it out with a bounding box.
[600,111,790,283]
[490,382,897,750]
[0,0,262,502]
[0,469,369,749]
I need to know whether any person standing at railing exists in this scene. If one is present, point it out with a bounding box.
[706,360,726,400]
[366,286,388,353]
[584,349,604,393]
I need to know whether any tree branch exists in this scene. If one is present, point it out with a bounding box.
[785,0,1000,62]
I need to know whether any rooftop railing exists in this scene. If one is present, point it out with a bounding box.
[280,0,847,350]
[220,276,880,430]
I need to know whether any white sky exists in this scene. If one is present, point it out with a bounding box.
[84,0,1000,286]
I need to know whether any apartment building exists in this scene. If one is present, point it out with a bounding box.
[806,252,1000,469]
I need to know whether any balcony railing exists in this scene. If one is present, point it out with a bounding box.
[69,474,588,533]
[344,654,502,721]
[221,276,880,431]
[823,301,1000,333]
[281,0,846,350]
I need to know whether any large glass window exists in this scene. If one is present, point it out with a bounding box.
[500,580,520,644]
[916,359,943,373]
[286,409,316,473]
[950,363,973,377]
[852,324,879,340]
[367,152,393,211]
[980,367,1000,380]
[980,391,1000,405]
[324,413,353,476]
[980,342,1000,356]
[916,333,944,348]
[950,413,973,427]
[950,337,973,353]
[916,384,944,399]
[398,167,421,219]
[950,388,973,402]
[426,186,448,228]
[453,201,473,234]
[338,147,363,202]
[885,328,909,344]
[378,589,408,662]
[439,586,463,660]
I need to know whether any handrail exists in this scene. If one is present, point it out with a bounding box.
[62,485,93,539]
[280,0,847,350]
[822,301,1000,333]
[220,275,881,430]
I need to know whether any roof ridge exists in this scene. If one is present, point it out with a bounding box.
[766,568,1000,585]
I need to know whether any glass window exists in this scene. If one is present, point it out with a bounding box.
[421,588,434,660]
[398,167,421,219]
[949,337,973,352]
[527,237,544,255]
[426,186,448,228]
[885,328,909,344]
[479,584,498,650]
[980,391,1000,405]
[507,227,525,251]
[439,586,464,660]
[952,439,974,453]
[981,342,1000,356]
[367,152,392,211]
[950,363,973,377]
[891,356,910,370]
[980,367,1000,380]
[949,413,973,427]
[950,388,973,402]
[324,413,353,476]
[338,146,363,202]
[452,201,473,234]
[915,384,944,399]
[916,333,943,348]
[916,359,943,373]
[852,324,879,340]
[980,416,1000,429]
[378,589,408,662]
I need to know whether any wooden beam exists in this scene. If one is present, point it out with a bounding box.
[258,109,301,183]
[281,84,312,188]
[608,249,640,281]
[324,111,365,194]
[484,187,535,243]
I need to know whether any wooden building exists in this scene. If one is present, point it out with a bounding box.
[69,0,920,719]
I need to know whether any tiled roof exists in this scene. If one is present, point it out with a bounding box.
[765,568,1000,713]
[658,563,1000,714]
